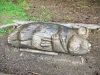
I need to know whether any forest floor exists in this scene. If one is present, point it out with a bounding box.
[0,0,100,75]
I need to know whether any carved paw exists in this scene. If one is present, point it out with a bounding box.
[41,37,52,47]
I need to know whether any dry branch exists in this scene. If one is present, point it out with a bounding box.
[0,20,100,29]
[20,48,58,55]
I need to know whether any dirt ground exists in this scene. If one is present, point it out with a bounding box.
[0,0,100,75]
[26,0,100,24]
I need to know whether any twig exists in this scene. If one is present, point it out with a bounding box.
[20,48,58,55]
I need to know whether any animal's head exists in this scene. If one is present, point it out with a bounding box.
[68,27,91,55]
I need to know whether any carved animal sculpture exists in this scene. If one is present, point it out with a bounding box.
[8,22,91,55]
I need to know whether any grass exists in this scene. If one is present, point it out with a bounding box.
[0,0,30,35]
[39,11,51,22]
[66,16,71,21]
[79,1,89,7]
[40,5,47,9]
[0,1,30,23]
[32,11,51,22]
[11,46,18,51]
[0,27,13,36]
[72,0,91,8]
[0,1,52,35]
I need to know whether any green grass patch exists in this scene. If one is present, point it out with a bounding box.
[0,0,30,35]
[32,11,51,22]
[78,0,90,7]
[0,1,52,36]
[0,1,30,22]
[40,5,47,9]
[66,16,71,21]
[0,27,13,36]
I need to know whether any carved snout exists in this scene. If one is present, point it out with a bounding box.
[68,35,91,55]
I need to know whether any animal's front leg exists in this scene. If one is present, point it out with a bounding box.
[52,34,65,53]
[41,37,52,47]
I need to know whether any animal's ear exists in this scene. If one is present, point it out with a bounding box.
[78,27,89,38]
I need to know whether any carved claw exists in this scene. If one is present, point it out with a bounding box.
[41,37,51,42]
[41,37,51,47]
[52,34,59,40]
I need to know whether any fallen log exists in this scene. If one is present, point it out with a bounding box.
[0,20,100,29]
[13,20,100,29]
